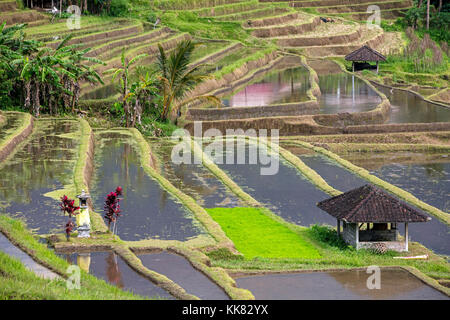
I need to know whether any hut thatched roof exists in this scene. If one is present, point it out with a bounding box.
[345,45,386,62]
[317,184,430,223]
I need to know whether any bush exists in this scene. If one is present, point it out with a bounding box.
[309,225,348,249]
[109,0,129,17]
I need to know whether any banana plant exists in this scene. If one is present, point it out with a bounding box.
[105,50,147,127]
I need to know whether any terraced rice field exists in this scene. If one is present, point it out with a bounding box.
[90,131,205,241]
[0,120,80,234]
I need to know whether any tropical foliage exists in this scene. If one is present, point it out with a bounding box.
[155,39,221,121]
[0,22,103,116]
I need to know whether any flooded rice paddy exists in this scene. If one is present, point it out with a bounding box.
[207,140,335,226]
[0,112,22,142]
[318,72,381,114]
[139,252,229,300]
[149,139,241,208]
[221,64,310,108]
[236,269,449,300]
[0,232,59,280]
[90,132,205,241]
[60,251,173,299]
[0,120,79,234]
[343,152,450,256]
[376,85,450,124]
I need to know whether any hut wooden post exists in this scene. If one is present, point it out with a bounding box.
[405,223,409,252]
[337,219,341,237]
[355,223,359,250]
[376,61,379,74]
[352,62,355,72]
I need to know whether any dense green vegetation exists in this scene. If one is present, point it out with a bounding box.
[207,207,321,260]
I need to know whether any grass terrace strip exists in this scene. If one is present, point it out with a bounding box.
[129,128,235,249]
[0,112,34,163]
[291,140,450,225]
[153,0,247,10]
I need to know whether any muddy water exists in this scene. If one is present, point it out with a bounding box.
[0,233,59,280]
[207,140,335,226]
[90,133,204,241]
[60,251,173,299]
[0,120,79,234]
[0,112,22,142]
[318,72,381,114]
[376,85,450,123]
[222,66,310,107]
[149,139,241,208]
[139,252,229,300]
[236,269,449,300]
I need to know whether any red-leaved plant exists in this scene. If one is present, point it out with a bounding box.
[104,186,123,238]
[60,195,80,241]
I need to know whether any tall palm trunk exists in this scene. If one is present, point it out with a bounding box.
[32,82,40,117]
[71,81,80,113]
[426,0,430,30]
[24,81,31,112]
[122,74,129,127]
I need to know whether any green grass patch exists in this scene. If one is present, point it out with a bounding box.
[207,207,321,260]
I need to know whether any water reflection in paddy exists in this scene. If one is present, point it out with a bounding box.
[149,139,242,208]
[222,65,310,107]
[90,133,204,241]
[0,120,79,234]
[207,140,334,226]
[139,252,229,300]
[236,269,449,300]
[376,85,450,123]
[318,72,381,114]
[60,251,172,299]
[0,112,22,142]
[341,152,450,256]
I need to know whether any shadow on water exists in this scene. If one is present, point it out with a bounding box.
[376,85,450,123]
[0,120,79,234]
[206,140,335,226]
[221,64,310,108]
[0,233,59,280]
[90,133,204,241]
[149,139,242,208]
[139,252,229,300]
[288,147,450,256]
[236,269,449,300]
[59,251,173,299]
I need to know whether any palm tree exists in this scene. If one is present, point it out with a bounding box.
[426,0,430,30]
[105,50,147,127]
[155,40,221,122]
[126,71,158,127]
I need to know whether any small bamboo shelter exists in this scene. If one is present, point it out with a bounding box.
[317,184,430,252]
[345,45,386,74]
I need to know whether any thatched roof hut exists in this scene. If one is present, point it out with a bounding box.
[317,184,430,252]
[345,45,386,73]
